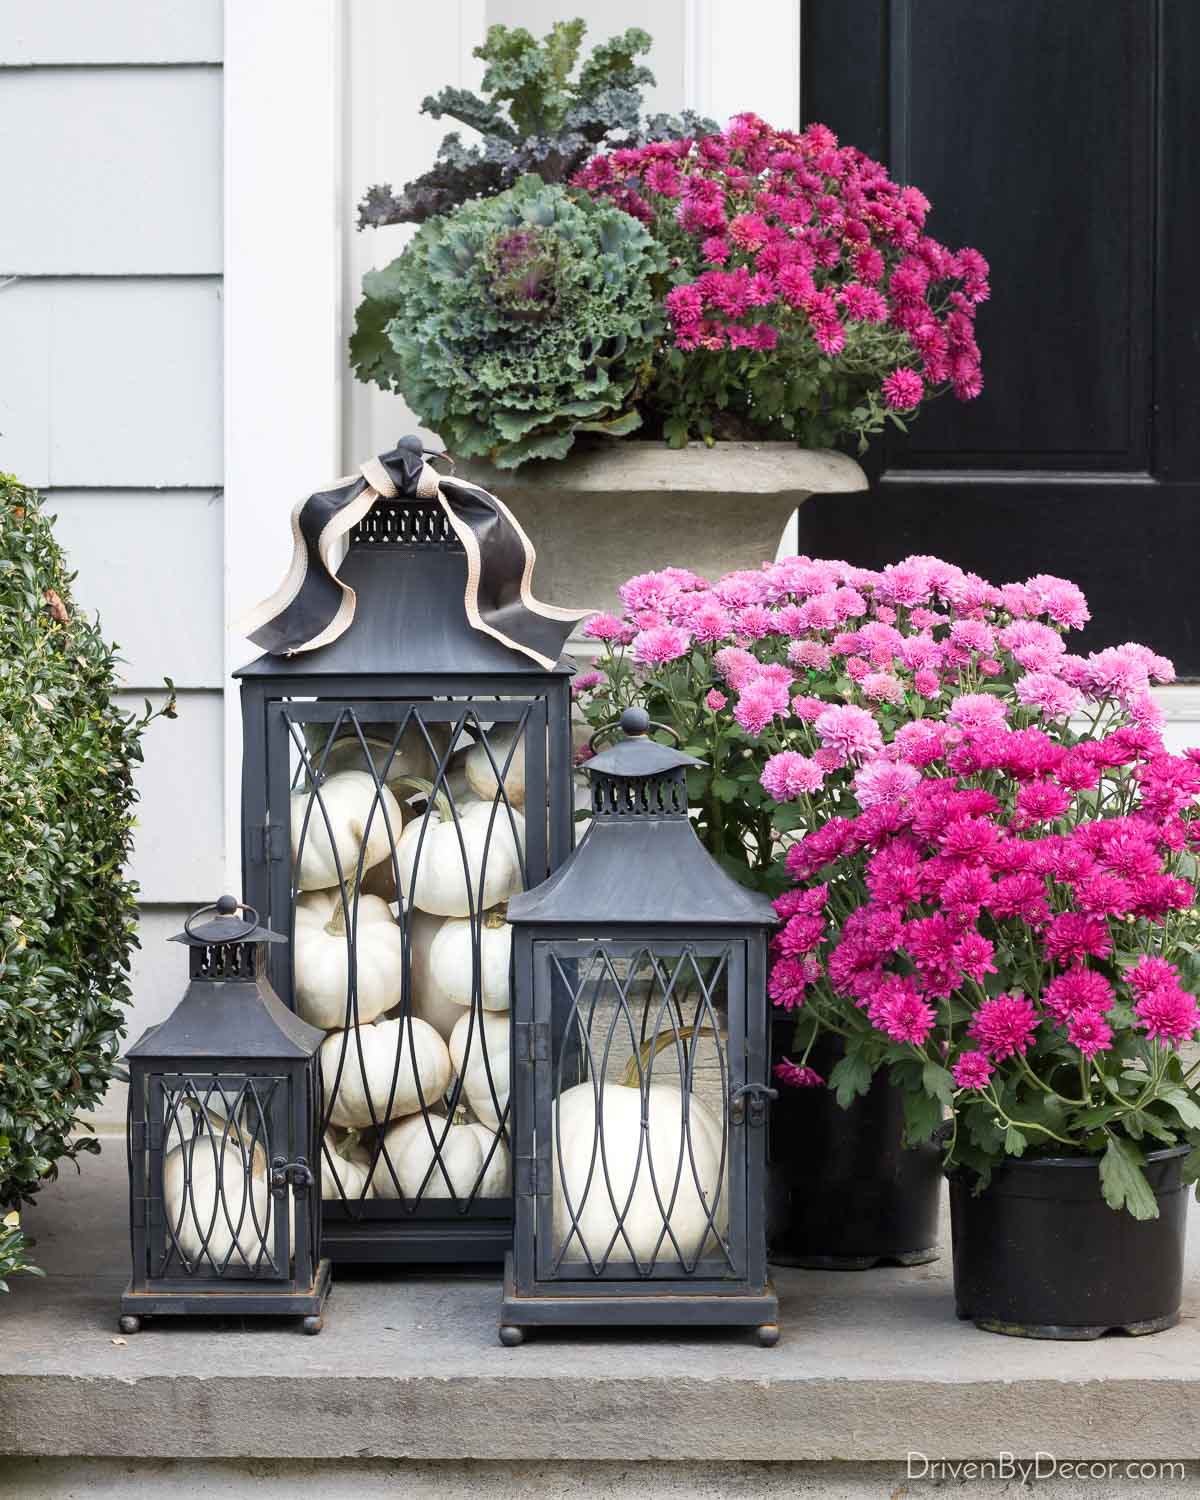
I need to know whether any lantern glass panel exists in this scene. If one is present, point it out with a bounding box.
[271,697,554,1226]
[534,939,748,1284]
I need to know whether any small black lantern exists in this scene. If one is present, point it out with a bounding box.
[501,708,780,1345]
[120,897,330,1334]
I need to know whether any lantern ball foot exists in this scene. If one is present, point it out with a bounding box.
[301,1315,324,1336]
[755,1322,781,1348]
[498,1324,526,1347]
[118,1315,143,1335]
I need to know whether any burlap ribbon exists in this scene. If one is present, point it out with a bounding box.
[238,437,589,671]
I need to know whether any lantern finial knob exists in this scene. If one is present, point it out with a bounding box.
[621,706,651,738]
[215,894,239,916]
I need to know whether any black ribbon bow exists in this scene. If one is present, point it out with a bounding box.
[242,437,589,671]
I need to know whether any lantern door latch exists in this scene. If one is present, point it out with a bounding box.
[729,1083,778,1127]
[270,1155,314,1196]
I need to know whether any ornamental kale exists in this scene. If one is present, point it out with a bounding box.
[574,557,1200,1214]
[351,175,666,468]
[574,114,988,450]
[357,20,715,229]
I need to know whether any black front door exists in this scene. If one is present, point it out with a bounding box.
[797,1,1200,672]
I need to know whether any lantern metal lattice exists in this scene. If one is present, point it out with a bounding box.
[501,709,780,1344]
[121,897,330,1333]
[236,492,575,1263]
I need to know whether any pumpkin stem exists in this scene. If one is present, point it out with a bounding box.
[388,773,455,826]
[324,877,360,938]
[483,903,508,930]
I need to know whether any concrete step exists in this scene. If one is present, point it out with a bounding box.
[1,1138,1198,1484]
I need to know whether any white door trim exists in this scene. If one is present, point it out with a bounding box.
[222,0,346,893]
[683,0,800,130]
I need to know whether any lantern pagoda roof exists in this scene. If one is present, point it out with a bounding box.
[509,709,777,930]
[235,542,575,680]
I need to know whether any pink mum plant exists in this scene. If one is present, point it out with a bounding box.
[574,555,1200,1214]
[574,113,987,449]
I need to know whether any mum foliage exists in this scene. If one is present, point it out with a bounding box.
[0,476,171,1284]
[357,20,713,229]
[575,113,987,449]
[574,557,1200,1215]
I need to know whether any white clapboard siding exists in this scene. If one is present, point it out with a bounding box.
[0,67,222,275]
[119,690,225,903]
[49,491,224,690]
[0,0,221,64]
[0,277,222,488]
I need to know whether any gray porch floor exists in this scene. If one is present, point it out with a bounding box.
[2,1137,1199,1465]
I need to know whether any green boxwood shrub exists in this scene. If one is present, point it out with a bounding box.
[0,475,172,1286]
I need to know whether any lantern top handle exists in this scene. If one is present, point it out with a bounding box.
[585,706,706,778]
[171,895,286,949]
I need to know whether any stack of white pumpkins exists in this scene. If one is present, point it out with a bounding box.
[291,724,526,1205]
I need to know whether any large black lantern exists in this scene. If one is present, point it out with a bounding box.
[236,442,577,1263]
[121,897,329,1333]
[501,708,780,1345]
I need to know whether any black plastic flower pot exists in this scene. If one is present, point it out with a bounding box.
[767,1030,941,1269]
[949,1144,1190,1339]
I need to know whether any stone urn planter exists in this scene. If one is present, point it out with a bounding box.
[949,1146,1190,1339]
[460,440,868,619]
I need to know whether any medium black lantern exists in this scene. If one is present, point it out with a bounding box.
[121,897,329,1333]
[501,708,780,1345]
[236,441,577,1263]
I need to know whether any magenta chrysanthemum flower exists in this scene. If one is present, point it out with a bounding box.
[1066,1010,1113,1058]
[968,994,1039,1060]
[632,624,692,666]
[761,751,826,800]
[814,704,884,764]
[1134,986,1199,1045]
[774,1059,825,1088]
[871,984,936,1046]
[882,367,924,410]
[952,1051,994,1091]
[787,639,832,671]
[705,688,727,711]
[1042,969,1114,1023]
[1043,912,1112,964]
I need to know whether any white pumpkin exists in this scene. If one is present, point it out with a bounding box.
[162,1131,284,1266]
[375,1109,510,1200]
[465,725,526,806]
[429,908,512,1014]
[448,1010,510,1130]
[293,890,402,1030]
[396,908,464,1042]
[322,1129,375,1202]
[552,1083,727,1265]
[311,724,441,788]
[291,770,403,892]
[395,799,522,917]
[321,1017,451,1129]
